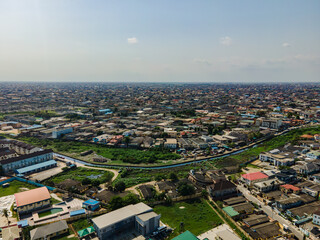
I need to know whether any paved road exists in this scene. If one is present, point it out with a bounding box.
[237,185,304,240]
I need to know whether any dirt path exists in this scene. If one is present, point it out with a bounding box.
[126,181,156,195]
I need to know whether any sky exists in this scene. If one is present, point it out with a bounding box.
[0,0,319,83]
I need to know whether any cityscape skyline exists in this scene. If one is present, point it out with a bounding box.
[0,0,319,83]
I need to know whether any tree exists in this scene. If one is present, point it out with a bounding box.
[169,172,178,181]
[91,179,100,187]
[114,181,126,192]
[123,193,140,205]
[178,182,195,196]
[82,178,91,185]
[109,196,124,210]
[201,189,209,198]
[124,136,130,148]
[3,209,8,226]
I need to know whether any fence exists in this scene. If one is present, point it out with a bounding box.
[0,176,55,191]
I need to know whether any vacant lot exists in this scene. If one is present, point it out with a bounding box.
[44,167,114,185]
[154,198,223,239]
[18,136,180,164]
[0,180,37,197]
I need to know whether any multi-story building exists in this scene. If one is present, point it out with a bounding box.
[92,203,160,240]
[52,127,73,138]
[14,187,51,215]
[0,149,53,173]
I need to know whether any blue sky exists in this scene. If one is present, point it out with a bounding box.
[0,0,319,82]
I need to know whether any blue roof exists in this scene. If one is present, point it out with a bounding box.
[70,209,86,216]
[18,219,28,227]
[83,199,100,205]
[16,160,57,174]
[99,109,111,112]
[19,125,43,130]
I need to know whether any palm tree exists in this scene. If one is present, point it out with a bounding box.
[3,209,9,226]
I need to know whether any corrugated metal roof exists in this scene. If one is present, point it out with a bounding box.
[16,160,57,174]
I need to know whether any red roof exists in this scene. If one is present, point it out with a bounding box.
[241,172,268,181]
[281,184,300,192]
[14,187,50,207]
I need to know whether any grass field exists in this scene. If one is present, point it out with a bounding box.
[44,167,114,185]
[18,136,181,164]
[0,180,37,197]
[153,198,223,239]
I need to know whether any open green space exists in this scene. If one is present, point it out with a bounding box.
[214,125,320,168]
[113,162,213,187]
[18,136,181,164]
[44,167,114,185]
[153,198,223,239]
[0,180,37,197]
[72,218,92,232]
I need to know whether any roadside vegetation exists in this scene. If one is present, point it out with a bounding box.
[153,198,223,238]
[17,136,180,164]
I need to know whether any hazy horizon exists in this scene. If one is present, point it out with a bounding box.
[0,0,319,83]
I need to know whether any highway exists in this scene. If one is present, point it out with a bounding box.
[237,184,304,240]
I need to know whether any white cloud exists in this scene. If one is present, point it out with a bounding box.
[220,36,232,46]
[282,42,291,48]
[193,58,211,65]
[127,37,138,44]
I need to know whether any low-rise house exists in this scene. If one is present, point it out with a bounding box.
[294,162,320,175]
[56,179,88,193]
[275,196,303,211]
[164,138,177,149]
[155,181,176,193]
[30,220,69,240]
[275,169,297,183]
[207,179,237,199]
[287,201,320,220]
[241,172,269,186]
[94,190,131,204]
[232,202,254,215]
[253,179,283,193]
[138,185,154,200]
[222,206,240,219]
[14,187,51,215]
[243,214,269,227]
[83,199,100,211]
[313,211,320,226]
[223,196,246,206]
[250,221,282,239]
[307,151,320,160]
[259,151,295,167]
[280,184,301,194]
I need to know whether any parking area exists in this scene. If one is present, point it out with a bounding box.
[29,161,66,182]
